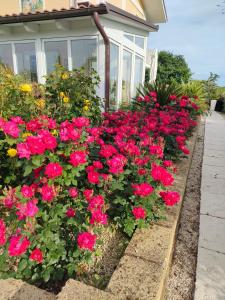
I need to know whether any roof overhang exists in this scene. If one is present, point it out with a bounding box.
[0,2,158,33]
[141,0,167,23]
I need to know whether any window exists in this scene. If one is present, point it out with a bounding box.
[15,42,37,82]
[122,50,132,104]
[110,43,119,110]
[133,55,143,96]
[71,39,97,73]
[135,36,145,49]
[0,44,13,70]
[21,0,44,13]
[45,40,68,74]
[124,34,134,43]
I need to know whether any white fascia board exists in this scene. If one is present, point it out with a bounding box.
[141,0,167,23]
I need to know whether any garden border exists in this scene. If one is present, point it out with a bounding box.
[0,120,201,300]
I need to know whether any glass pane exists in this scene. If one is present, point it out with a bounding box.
[110,43,119,110]
[122,50,132,104]
[0,44,13,70]
[133,55,143,96]
[45,40,68,74]
[21,0,44,13]
[135,36,145,49]
[15,42,37,82]
[124,34,134,43]
[71,39,97,73]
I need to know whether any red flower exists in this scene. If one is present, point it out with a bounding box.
[160,191,181,206]
[151,164,174,187]
[107,154,127,174]
[17,142,31,159]
[40,185,55,202]
[132,207,146,219]
[149,145,163,158]
[132,183,154,197]
[45,162,63,179]
[66,208,76,218]
[3,121,20,138]
[30,248,43,263]
[69,188,78,198]
[0,219,6,246]
[77,232,97,251]
[21,185,35,198]
[87,171,100,184]
[8,235,30,257]
[83,189,94,201]
[16,199,39,220]
[26,136,46,155]
[70,151,87,167]
[72,117,90,128]
[88,195,104,212]
[99,144,117,158]
[90,210,108,225]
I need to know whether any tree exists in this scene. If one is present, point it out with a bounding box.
[202,72,219,101]
[157,51,192,84]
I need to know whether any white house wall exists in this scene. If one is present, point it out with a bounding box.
[0,15,149,107]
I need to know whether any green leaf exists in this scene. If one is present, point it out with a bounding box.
[18,259,27,272]
[23,165,33,176]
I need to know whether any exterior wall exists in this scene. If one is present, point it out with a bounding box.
[0,0,146,20]
[0,1,20,15]
[46,0,70,10]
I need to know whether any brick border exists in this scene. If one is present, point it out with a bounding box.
[0,122,200,300]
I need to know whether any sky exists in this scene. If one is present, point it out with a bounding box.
[149,0,225,86]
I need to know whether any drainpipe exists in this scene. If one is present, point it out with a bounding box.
[93,11,110,112]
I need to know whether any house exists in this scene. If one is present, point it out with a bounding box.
[0,1,167,110]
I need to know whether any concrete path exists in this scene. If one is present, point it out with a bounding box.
[195,109,225,300]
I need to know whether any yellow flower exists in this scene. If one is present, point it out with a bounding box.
[59,92,65,98]
[62,73,69,80]
[51,129,58,136]
[83,105,89,111]
[22,132,32,139]
[36,99,45,109]
[7,148,17,157]
[20,84,32,93]
[63,97,70,103]
[84,99,90,105]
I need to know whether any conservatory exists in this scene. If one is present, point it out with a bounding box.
[0,1,167,110]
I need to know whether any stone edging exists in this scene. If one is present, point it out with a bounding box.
[0,122,200,300]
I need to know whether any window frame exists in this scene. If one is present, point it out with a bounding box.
[42,35,99,76]
[0,42,14,71]
[14,40,38,82]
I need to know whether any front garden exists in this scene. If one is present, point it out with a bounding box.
[0,65,205,294]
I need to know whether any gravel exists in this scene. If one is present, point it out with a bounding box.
[166,119,205,300]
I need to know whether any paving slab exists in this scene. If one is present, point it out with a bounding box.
[203,156,225,167]
[201,182,225,195]
[195,247,225,300]
[195,111,225,299]
[201,192,225,219]
[199,214,225,254]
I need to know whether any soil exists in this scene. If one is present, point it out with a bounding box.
[166,119,205,300]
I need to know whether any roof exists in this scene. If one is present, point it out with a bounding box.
[141,0,167,23]
[0,2,158,32]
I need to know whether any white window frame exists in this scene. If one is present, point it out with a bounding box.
[109,40,121,110]
[0,39,38,78]
[42,35,99,76]
[0,42,14,72]
[121,46,133,104]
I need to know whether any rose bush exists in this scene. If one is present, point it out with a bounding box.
[0,90,200,288]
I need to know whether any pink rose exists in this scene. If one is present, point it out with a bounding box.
[8,235,30,256]
[77,232,97,251]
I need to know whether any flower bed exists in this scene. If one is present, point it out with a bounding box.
[0,90,201,291]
